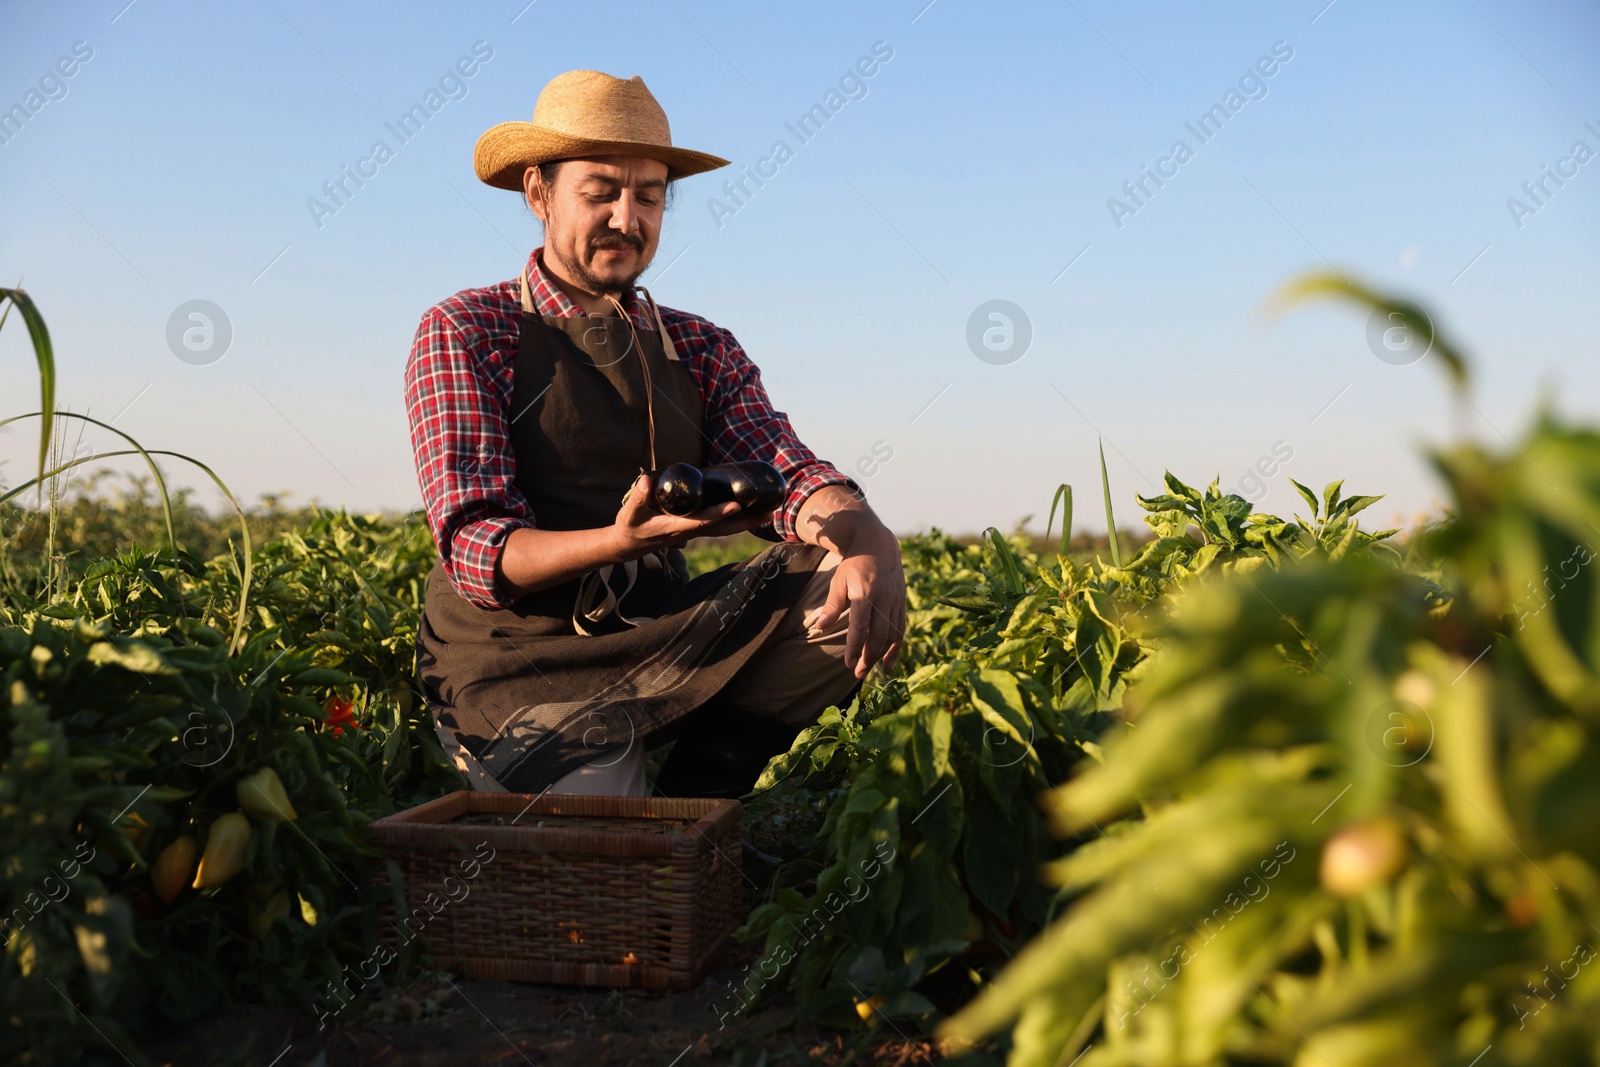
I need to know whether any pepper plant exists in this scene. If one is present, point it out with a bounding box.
[735,462,1400,1031]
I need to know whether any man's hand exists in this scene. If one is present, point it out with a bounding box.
[611,473,770,554]
[796,485,906,679]
[808,527,906,678]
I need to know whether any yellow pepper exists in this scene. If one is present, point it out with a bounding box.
[193,813,251,888]
[121,812,150,850]
[150,835,197,905]
[1320,817,1409,897]
[236,767,298,822]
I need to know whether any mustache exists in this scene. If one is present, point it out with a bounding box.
[590,233,643,252]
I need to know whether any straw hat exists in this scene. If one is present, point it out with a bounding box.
[474,70,729,191]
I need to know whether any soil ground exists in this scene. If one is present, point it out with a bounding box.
[142,944,971,1067]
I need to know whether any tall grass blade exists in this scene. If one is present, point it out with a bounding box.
[1099,439,1121,567]
[0,288,56,501]
[1045,483,1073,555]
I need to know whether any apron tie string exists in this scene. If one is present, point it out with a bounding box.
[520,265,679,635]
[572,558,661,636]
[602,290,659,474]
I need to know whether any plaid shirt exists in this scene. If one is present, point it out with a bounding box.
[405,246,855,610]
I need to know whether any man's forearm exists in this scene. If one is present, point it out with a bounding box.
[495,525,628,598]
[794,484,896,556]
[493,472,766,598]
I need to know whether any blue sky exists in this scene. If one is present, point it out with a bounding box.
[2,0,1596,536]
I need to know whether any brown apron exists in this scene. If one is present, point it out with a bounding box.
[416,270,826,793]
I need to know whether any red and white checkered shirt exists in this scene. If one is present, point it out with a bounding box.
[405,246,854,610]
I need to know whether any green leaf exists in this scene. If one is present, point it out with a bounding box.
[1135,493,1192,514]
[1124,536,1193,571]
[1335,493,1384,520]
[1070,593,1122,698]
[915,775,964,862]
[86,639,176,675]
[971,670,1032,746]
[286,667,355,688]
[911,706,953,790]
[381,706,406,770]
[1140,508,1192,540]
[776,887,811,913]
[1163,471,1203,504]
[898,844,969,950]
[1290,478,1320,520]
[755,711,846,791]
[963,789,1023,915]
[843,786,888,821]
[860,708,917,753]
[937,594,999,613]
[1322,479,1345,518]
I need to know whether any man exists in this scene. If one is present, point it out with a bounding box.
[406,70,905,798]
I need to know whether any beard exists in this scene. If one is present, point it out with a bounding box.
[552,229,652,297]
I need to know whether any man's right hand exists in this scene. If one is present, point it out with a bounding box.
[610,473,771,555]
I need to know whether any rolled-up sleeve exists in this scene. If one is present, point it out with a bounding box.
[404,309,534,609]
[699,325,858,542]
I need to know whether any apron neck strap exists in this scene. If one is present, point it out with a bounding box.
[519,264,676,468]
[636,286,679,362]
[518,267,536,314]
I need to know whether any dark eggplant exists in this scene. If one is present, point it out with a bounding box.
[650,463,703,515]
[713,462,787,514]
[648,461,786,516]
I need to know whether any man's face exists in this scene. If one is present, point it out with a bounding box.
[525,156,669,296]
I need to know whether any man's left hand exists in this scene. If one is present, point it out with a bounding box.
[796,485,905,679]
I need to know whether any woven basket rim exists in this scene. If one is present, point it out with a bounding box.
[370,791,742,858]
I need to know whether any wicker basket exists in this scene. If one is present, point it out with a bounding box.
[369,791,743,990]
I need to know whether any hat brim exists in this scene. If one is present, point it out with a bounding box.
[474,122,730,190]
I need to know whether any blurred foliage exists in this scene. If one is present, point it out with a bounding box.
[940,414,1600,1067]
